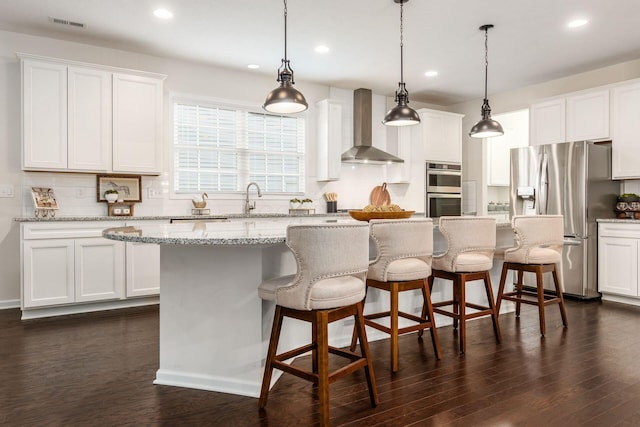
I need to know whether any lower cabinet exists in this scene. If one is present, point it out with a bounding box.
[21,221,162,314]
[598,223,640,301]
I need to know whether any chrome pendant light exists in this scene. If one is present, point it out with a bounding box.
[469,24,504,138]
[382,0,420,127]
[263,0,308,114]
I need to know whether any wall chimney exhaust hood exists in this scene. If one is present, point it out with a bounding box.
[341,88,404,164]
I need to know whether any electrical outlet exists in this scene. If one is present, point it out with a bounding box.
[0,185,14,198]
[147,188,162,199]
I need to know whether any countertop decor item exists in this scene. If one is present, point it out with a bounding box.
[348,209,415,221]
[31,187,59,218]
[97,174,142,202]
[263,0,308,114]
[370,183,391,206]
[382,0,420,127]
[104,189,119,203]
[192,192,208,209]
[469,24,504,138]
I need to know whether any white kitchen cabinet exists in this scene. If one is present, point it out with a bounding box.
[124,220,165,297]
[112,73,164,174]
[20,54,165,175]
[416,108,464,163]
[67,66,112,171]
[566,89,610,142]
[22,238,75,307]
[316,99,343,181]
[611,82,640,179]
[387,126,412,183]
[598,223,640,303]
[75,237,125,302]
[486,109,529,186]
[22,59,68,170]
[529,99,565,146]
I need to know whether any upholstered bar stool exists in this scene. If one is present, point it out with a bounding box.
[428,216,501,354]
[496,215,568,336]
[350,218,441,373]
[258,223,378,426]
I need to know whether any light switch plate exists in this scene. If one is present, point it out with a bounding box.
[147,188,162,199]
[0,185,14,197]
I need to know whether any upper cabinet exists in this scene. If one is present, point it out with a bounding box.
[486,109,529,186]
[316,99,343,181]
[415,109,464,163]
[611,81,640,179]
[529,99,565,146]
[530,89,610,146]
[20,54,166,175]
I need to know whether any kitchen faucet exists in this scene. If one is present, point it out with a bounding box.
[244,182,262,214]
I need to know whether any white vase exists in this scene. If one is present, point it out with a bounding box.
[105,193,118,203]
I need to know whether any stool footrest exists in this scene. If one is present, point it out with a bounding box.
[500,290,563,306]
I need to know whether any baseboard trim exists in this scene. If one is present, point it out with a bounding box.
[20,297,159,320]
[0,299,20,310]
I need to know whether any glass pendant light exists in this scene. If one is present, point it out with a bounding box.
[383,0,420,127]
[469,24,504,138]
[263,0,308,114]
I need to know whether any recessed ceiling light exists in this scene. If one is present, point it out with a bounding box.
[315,45,330,54]
[153,9,173,19]
[247,64,260,69]
[424,70,438,77]
[567,18,588,28]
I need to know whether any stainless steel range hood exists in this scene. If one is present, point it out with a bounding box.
[341,88,404,164]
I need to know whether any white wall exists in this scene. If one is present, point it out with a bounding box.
[0,29,437,305]
[449,58,640,214]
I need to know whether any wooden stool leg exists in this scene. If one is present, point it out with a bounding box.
[453,277,460,331]
[552,264,568,327]
[312,317,319,375]
[419,275,436,338]
[516,270,524,317]
[458,275,467,354]
[390,282,400,373]
[355,302,379,407]
[496,262,509,313]
[317,311,330,426]
[422,278,442,359]
[350,287,368,352]
[535,266,546,336]
[484,271,502,343]
[259,305,284,408]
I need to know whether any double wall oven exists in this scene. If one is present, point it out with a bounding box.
[426,162,462,218]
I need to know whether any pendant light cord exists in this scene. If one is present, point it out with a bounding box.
[483,26,489,100]
[283,0,288,61]
[399,1,404,84]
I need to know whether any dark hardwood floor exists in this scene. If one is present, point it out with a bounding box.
[2,299,640,426]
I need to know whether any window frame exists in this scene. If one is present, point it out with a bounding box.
[168,93,308,200]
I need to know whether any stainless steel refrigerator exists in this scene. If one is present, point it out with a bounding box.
[509,141,619,298]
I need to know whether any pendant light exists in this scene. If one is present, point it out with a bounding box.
[263,0,308,114]
[469,24,504,138]
[382,0,420,127]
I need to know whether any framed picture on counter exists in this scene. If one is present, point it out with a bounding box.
[96,174,142,202]
[31,187,59,218]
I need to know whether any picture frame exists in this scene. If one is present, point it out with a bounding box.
[31,187,60,209]
[96,174,142,202]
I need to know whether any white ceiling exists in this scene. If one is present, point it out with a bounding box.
[1,0,639,105]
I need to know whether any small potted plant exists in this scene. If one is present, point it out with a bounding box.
[104,189,119,203]
[289,198,302,209]
[301,198,313,207]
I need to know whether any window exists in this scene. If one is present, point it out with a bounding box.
[173,98,305,194]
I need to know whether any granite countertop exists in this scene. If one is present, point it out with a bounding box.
[14,212,350,222]
[597,219,640,224]
[102,218,358,246]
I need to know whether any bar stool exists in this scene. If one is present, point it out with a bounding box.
[496,215,568,336]
[258,223,378,426]
[350,218,441,373]
[429,216,501,354]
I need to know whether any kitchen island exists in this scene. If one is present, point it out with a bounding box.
[103,218,516,398]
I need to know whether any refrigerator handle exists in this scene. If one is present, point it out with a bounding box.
[539,151,549,215]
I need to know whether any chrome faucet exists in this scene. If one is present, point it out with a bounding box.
[244,182,263,214]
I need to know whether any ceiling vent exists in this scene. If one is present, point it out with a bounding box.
[48,17,86,29]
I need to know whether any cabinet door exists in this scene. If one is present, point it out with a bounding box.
[112,73,163,174]
[598,236,638,296]
[566,90,610,142]
[387,127,412,183]
[421,110,462,163]
[486,109,529,186]
[126,241,161,297]
[22,60,68,170]
[530,99,565,146]
[316,99,342,181]
[611,82,640,179]
[75,238,125,302]
[22,239,75,308]
[67,67,111,171]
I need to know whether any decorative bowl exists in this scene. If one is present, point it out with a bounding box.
[348,210,415,221]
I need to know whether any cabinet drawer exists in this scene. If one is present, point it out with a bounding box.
[598,223,640,239]
[23,221,125,240]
